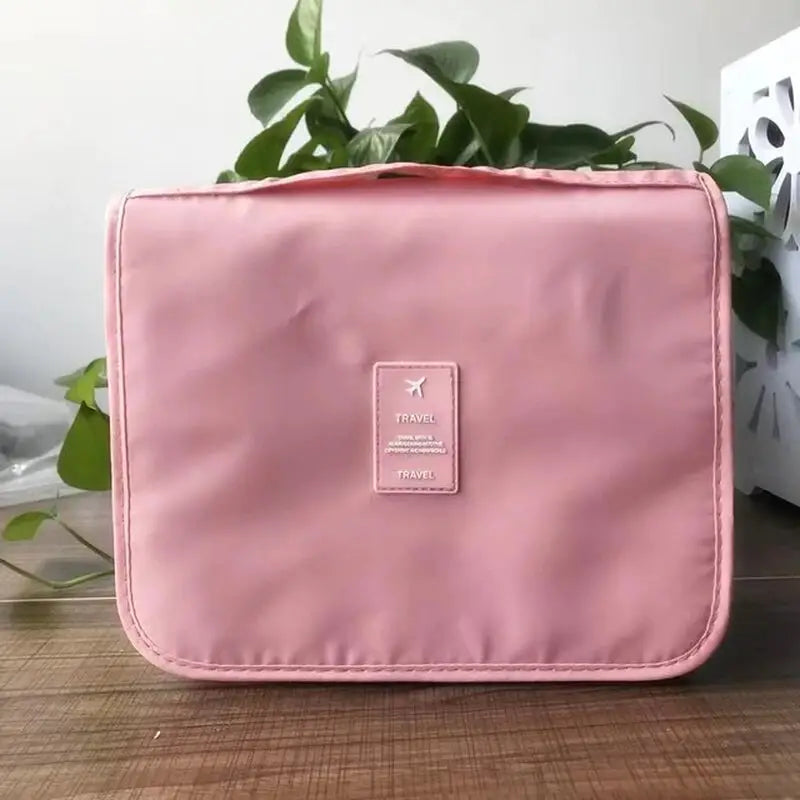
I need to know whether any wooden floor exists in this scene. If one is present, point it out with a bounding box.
[1,493,799,799]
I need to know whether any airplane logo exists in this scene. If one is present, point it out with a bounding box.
[405,377,426,398]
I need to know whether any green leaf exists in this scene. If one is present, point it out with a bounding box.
[390,93,439,162]
[623,161,682,170]
[61,358,107,409]
[498,87,529,101]
[592,135,637,167]
[520,123,615,168]
[732,258,783,344]
[710,155,773,210]
[347,123,412,166]
[729,215,779,240]
[615,135,636,153]
[55,358,107,389]
[612,120,676,141]
[383,47,524,165]
[235,101,310,179]
[383,41,479,84]
[327,148,348,168]
[247,69,308,126]
[305,67,358,150]
[665,96,718,155]
[57,404,111,491]
[305,97,357,151]
[280,139,328,176]
[326,67,358,110]
[285,0,323,67]
[216,170,247,184]
[436,111,480,165]
[306,52,330,85]
[731,218,775,267]
[2,510,55,542]
[55,367,83,387]
[452,84,528,166]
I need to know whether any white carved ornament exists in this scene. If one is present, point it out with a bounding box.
[722,31,800,502]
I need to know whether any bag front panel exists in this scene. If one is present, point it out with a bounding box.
[105,167,732,681]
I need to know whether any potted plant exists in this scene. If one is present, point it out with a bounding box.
[1,0,776,587]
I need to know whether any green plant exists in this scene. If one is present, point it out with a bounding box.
[0,0,779,586]
[0,507,113,589]
[1,360,112,588]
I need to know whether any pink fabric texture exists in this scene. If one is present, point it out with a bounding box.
[105,164,733,682]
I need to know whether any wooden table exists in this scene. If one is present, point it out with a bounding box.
[1,492,799,799]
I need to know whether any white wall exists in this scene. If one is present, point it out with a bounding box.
[3,0,800,396]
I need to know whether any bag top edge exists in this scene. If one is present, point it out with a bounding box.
[123,163,708,201]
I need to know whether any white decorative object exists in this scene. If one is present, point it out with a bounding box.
[721,27,800,503]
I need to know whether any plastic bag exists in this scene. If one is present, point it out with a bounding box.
[0,385,81,507]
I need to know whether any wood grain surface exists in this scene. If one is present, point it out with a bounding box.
[1,492,799,799]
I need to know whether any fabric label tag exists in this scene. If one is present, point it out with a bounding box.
[373,362,459,494]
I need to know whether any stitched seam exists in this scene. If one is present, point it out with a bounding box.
[130,166,705,200]
[116,182,726,675]
[698,175,724,651]
[133,179,703,201]
[113,193,136,671]
[375,364,457,493]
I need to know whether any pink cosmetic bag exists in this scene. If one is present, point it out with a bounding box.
[105,164,733,682]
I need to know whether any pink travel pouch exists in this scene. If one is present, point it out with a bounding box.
[105,164,733,682]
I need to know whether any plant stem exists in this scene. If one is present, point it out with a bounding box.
[0,558,113,590]
[322,77,352,130]
[55,518,114,564]
[53,569,115,590]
